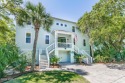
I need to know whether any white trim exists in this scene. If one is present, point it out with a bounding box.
[25,31,32,44]
[55,30,74,35]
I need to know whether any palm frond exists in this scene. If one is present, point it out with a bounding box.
[43,13,53,31]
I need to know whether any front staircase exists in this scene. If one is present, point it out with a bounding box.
[74,45,93,64]
[39,43,93,69]
[39,43,55,69]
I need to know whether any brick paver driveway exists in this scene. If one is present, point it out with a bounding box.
[61,63,125,83]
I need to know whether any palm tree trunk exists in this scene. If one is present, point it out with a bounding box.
[31,28,39,71]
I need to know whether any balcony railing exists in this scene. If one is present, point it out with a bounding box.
[58,42,72,48]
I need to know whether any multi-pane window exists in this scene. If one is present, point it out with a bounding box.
[26,33,31,43]
[72,26,75,32]
[83,39,86,46]
[45,35,49,44]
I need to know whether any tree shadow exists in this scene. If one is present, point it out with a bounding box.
[6,70,88,83]
[75,69,88,75]
[105,63,125,70]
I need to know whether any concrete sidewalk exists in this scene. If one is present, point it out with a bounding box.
[61,63,125,83]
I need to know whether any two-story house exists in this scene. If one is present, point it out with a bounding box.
[16,17,92,69]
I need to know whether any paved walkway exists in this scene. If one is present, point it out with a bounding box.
[60,63,125,83]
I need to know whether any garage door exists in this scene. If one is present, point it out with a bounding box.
[59,51,70,62]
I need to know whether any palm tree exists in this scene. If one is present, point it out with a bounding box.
[16,2,53,71]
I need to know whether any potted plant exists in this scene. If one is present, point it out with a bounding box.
[74,52,86,64]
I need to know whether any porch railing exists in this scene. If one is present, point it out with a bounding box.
[58,42,72,48]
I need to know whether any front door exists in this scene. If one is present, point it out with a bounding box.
[59,51,70,62]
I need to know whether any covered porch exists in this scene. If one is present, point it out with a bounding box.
[52,30,75,50]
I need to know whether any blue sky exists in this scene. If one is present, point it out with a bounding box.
[24,0,99,22]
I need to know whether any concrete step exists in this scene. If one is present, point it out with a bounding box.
[40,60,48,63]
[40,57,47,59]
[40,60,48,62]
[39,66,48,69]
[40,62,48,64]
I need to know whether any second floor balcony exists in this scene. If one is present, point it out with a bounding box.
[53,30,75,50]
[58,42,72,48]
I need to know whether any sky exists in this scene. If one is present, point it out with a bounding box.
[24,0,99,22]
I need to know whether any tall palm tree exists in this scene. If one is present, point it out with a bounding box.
[16,2,53,71]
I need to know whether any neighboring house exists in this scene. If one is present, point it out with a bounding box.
[16,17,92,69]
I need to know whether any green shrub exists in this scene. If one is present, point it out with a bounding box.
[50,55,60,65]
[11,54,27,73]
[74,52,86,63]
[0,43,19,78]
[94,55,110,63]
[0,42,28,78]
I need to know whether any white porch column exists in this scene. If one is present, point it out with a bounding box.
[55,31,58,48]
[55,49,59,57]
[70,50,74,63]
[71,34,74,49]
[55,31,59,57]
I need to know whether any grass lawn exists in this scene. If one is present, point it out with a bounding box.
[5,70,89,83]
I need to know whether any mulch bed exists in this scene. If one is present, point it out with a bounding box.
[50,64,61,68]
[0,66,40,83]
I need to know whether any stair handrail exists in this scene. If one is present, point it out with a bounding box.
[46,43,55,50]
[46,48,49,67]
[46,43,55,67]
[74,45,92,64]
[38,49,40,68]
[81,50,93,63]
[74,45,79,53]
[81,50,90,57]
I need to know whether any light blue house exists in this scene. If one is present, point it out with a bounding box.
[16,17,92,69]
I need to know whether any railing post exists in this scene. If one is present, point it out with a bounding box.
[55,32,58,48]
[46,48,49,68]
[38,49,40,69]
[71,34,74,49]
[91,57,93,63]
[87,58,89,64]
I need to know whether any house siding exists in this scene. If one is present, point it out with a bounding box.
[16,18,90,52]
[16,17,90,64]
